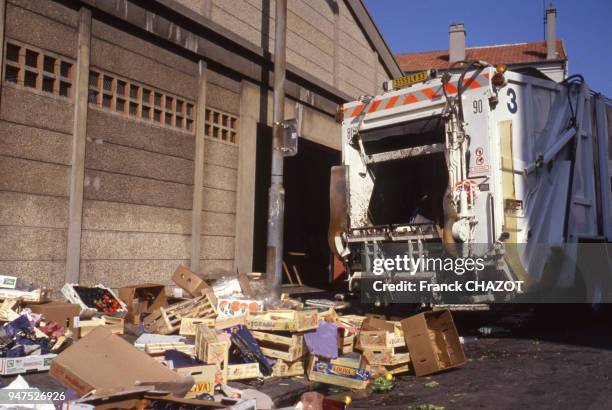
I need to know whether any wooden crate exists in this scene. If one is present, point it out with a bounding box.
[227,363,261,381]
[179,317,214,336]
[307,355,370,390]
[78,316,124,338]
[0,288,50,304]
[362,346,410,366]
[145,343,195,356]
[358,323,405,349]
[338,314,366,329]
[175,365,217,398]
[194,325,230,385]
[0,299,21,322]
[338,331,355,355]
[247,309,318,332]
[179,315,247,336]
[195,325,230,364]
[143,294,216,335]
[272,359,304,378]
[251,330,306,362]
[369,361,411,377]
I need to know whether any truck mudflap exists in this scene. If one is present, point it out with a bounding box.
[328,165,349,258]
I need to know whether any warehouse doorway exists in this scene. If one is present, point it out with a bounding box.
[252,125,340,288]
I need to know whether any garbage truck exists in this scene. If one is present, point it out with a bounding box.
[329,62,612,304]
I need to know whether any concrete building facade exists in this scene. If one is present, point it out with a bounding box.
[0,0,401,291]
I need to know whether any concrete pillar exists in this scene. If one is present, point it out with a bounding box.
[234,81,260,273]
[332,10,340,89]
[191,60,207,272]
[65,7,91,283]
[372,50,379,95]
[0,0,7,112]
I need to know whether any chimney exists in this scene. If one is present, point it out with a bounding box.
[449,23,466,63]
[546,4,557,59]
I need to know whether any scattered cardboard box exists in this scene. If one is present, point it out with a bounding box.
[118,283,167,324]
[0,353,56,375]
[50,327,191,396]
[61,284,127,318]
[400,309,466,376]
[172,265,212,298]
[307,354,370,389]
[0,275,17,289]
[175,364,217,397]
[28,302,81,333]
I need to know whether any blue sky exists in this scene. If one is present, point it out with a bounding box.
[364,0,612,96]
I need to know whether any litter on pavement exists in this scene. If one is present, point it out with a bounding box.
[0,266,467,409]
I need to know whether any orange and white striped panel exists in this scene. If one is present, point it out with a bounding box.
[344,72,490,119]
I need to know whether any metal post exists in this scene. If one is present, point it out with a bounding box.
[266,0,287,299]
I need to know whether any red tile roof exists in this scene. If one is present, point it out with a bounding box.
[396,40,567,72]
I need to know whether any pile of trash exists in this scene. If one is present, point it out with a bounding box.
[0,267,468,409]
[0,282,77,376]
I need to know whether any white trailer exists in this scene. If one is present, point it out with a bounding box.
[329,63,612,303]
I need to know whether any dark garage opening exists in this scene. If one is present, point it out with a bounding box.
[252,124,340,289]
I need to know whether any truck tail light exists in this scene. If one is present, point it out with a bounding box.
[492,64,507,87]
[336,106,345,123]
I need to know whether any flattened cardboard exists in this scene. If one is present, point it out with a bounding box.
[61,389,225,410]
[400,309,466,376]
[50,327,187,396]
[28,302,81,332]
[118,283,167,324]
[237,273,255,297]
